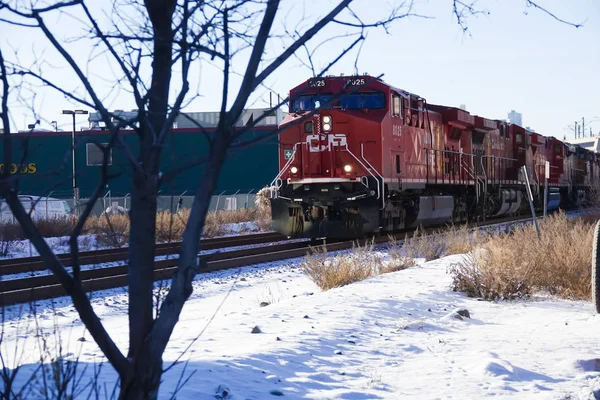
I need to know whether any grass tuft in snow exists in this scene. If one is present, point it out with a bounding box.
[450,211,593,301]
[303,239,415,290]
[302,241,380,290]
[385,235,416,272]
[402,227,446,261]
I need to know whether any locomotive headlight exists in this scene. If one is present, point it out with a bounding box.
[322,115,332,132]
[290,166,298,174]
[343,164,352,173]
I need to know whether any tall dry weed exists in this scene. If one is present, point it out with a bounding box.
[155,210,187,242]
[85,214,130,247]
[451,212,593,300]
[443,224,488,256]
[302,238,417,290]
[302,241,381,290]
[402,227,446,261]
[385,235,416,272]
[0,206,271,249]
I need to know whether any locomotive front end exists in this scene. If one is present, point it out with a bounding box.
[270,76,385,238]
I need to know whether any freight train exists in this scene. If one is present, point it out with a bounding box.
[269,75,598,237]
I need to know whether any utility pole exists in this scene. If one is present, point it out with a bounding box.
[62,109,88,214]
[575,121,578,138]
[583,117,585,138]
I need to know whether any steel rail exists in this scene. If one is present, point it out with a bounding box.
[0,232,285,276]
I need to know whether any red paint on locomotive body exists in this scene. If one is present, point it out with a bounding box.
[270,75,599,238]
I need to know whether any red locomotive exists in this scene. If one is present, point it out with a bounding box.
[269,75,599,237]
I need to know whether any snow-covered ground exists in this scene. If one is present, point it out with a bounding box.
[2,245,600,399]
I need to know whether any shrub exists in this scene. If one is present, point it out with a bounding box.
[450,250,533,301]
[302,241,381,290]
[155,210,187,242]
[302,238,418,290]
[202,214,226,238]
[85,214,130,248]
[450,212,593,301]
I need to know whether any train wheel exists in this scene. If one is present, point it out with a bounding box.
[592,220,600,313]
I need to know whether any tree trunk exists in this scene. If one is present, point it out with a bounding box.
[118,353,162,400]
[127,171,159,356]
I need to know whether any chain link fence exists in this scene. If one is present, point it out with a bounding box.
[0,190,260,223]
[68,190,259,216]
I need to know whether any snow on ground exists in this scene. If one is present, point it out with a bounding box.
[3,245,600,399]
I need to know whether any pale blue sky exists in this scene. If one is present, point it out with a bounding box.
[1,0,598,140]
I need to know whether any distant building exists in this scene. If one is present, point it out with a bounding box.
[459,104,467,111]
[508,110,522,126]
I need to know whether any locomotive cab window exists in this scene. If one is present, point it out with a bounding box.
[516,133,523,145]
[292,94,333,112]
[392,95,401,118]
[555,145,561,155]
[339,92,385,109]
[86,143,113,166]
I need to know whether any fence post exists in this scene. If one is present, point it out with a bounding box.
[543,161,549,220]
[177,191,187,213]
[522,165,540,239]
[246,189,255,209]
[124,193,130,211]
[214,191,226,211]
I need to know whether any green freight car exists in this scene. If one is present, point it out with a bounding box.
[0,126,279,199]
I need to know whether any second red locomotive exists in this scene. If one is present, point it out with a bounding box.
[269,75,597,237]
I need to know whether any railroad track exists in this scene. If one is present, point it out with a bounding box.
[0,212,576,306]
[0,231,284,276]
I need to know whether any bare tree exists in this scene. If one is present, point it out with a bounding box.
[0,0,582,398]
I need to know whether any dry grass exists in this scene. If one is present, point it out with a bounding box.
[443,224,489,256]
[450,212,594,301]
[87,207,270,243]
[255,186,272,231]
[0,217,76,242]
[0,206,271,248]
[384,235,416,272]
[302,241,381,290]
[402,227,446,261]
[302,238,417,290]
[85,214,130,247]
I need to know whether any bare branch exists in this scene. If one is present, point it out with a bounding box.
[524,0,583,28]
[228,0,280,124]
